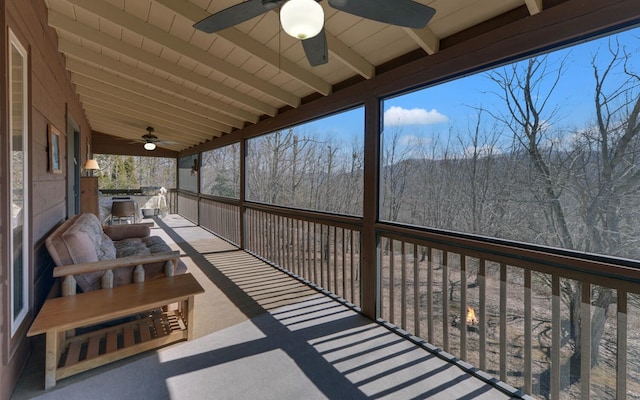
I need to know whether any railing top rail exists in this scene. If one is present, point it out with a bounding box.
[100,188,178,194]
[199,194,240,206]
[177,190,198,198]
[245,201,363,231]
[379,223,640,288]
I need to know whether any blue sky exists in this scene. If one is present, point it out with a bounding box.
[383,25,639,134]
[296,24,639,149]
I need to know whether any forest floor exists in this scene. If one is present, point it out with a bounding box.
[375,253,640,400]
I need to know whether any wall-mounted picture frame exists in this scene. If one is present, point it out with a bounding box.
[48,124,62,174]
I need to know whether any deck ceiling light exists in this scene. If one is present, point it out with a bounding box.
[144,142,156,151]
[280,0,324,40]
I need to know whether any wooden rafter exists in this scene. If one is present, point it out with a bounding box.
[151,0,333,97]
[61,0,301,108]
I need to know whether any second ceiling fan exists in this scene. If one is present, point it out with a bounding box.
[193,0,436,66]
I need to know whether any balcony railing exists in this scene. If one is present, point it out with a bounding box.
[184,196,640,399]
[378,225,640,399]
[177,191,198,223]
[244,204,361,307]
[199,196,241,246]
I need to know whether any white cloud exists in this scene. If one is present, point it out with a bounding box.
[384,106,449,126]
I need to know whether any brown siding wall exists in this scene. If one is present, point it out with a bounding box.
[1,0,91,398]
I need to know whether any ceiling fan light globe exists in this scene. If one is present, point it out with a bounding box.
[144,142,157,151]
[280,0,324,40]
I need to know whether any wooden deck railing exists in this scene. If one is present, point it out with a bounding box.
[199,196,241,246]
[378,224,640,399]
[243,204,362,308]
[180,196,640,399]
[177,191,198,224]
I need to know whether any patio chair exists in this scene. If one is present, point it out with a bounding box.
[111,200,136,224]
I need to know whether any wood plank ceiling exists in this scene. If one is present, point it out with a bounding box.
[44,0,542,153]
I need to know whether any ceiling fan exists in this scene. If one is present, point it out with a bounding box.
[193,0,436,66]
[138,127,172,151]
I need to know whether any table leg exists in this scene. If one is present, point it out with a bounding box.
[187,295,195,341]
[44,330,60,389]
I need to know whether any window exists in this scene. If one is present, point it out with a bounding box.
[201,144,240,199]
[380,26,640,261]
[246,107,364,215]
[9,29,29,335]
[178,154,198,193]
[95,155,176,190]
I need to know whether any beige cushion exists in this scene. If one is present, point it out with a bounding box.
[46,213,186,293]
[61,224,98,264]
[99,233,117,260]
[103,224,150,241]
[45,215,81,267]
[61,223,102,292]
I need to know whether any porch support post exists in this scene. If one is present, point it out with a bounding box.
[239,138,246,249]
[361,96,381,319]
[196,151,201,226]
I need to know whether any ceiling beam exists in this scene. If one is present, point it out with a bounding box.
[87,118,188,151]
[85,110,209,146]
[404,27,440,55]
[59,41,257,124]
[325,32,375,79]
[62,0,301,108]
[93,131,179,157]
[77,87,220,138]
[151,0,333,96]
[68,59,244,129]
[154,0,373,81]
[525,0,543,15]
[80,98,216,142]
[71,73,232,133]
[49,11,278,117]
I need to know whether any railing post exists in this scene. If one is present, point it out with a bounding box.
[442,251,449,352]
[581,283,591,398]
[413,244,420,338]
[460,255,467,361]
[500,263,507,383]
[479,258,486,371]
[524,268,532,394]
[240,138,246,249]
[617,291,627,400]
[552,275,561,400]
[401,241,406,329]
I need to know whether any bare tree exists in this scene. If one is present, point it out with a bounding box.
[201,144,239,197]
[246,129,296,204]
[381,127,413,222]
[486,42,640,378]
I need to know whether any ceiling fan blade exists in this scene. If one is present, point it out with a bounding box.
[328,0,435,29]
[193,0,275,33]
[302,28,328,66]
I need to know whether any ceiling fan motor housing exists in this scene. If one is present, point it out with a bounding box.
[280,0,325,39]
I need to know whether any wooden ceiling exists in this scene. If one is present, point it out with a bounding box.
[44,0,550,153]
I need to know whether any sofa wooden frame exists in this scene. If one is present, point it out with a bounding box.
[27,250,204,389]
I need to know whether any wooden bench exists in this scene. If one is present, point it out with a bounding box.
[27,273,204,389]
